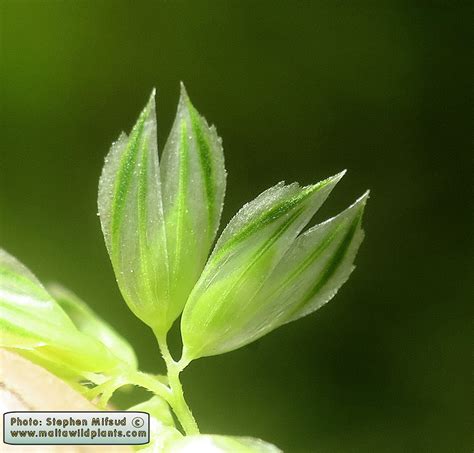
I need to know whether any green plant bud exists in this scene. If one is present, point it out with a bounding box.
[168,434,282,452]
[217,191,368,353]
[98,86,226,335]
[98,91,170,334]
[181,172,346,360]
[258,191,368,326]
[160,83,226,327]
[48,283,137,369]
[0,249,123,380]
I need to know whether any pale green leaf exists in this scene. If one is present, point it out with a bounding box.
[160,83,226,326]
[0,249,123,379]
[181,172,344,360]
[48,283,138,369]
[0,248,75,349]
[265,191,368,324]
[218,191,369,352]
[98,87,226,334]
[168,434,282,453]
[98,91,170,333]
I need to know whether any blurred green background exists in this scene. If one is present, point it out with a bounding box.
[0,1,471,452]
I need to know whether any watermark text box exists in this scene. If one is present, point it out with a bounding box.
[3,411,149,445]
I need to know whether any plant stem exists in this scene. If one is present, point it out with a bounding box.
[125,371,172,403]
[153,330,199,435]
[84,371,171,409]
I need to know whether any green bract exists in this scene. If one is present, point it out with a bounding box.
[98,85,225,335]
[161,85,226,324]
[0,249,132,381]
[182,189,368,359]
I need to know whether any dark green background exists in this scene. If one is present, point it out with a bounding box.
[0,2,471,452]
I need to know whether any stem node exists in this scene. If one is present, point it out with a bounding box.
[153,329,199,435]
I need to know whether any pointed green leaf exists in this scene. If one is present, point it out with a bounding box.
[216,192,368,352]
[265,191,368,325]
[160,83,226,326]
[98,87,226,335]
[168,434,282,453]
[0,249,75,349]
[0,249,122,379]
[48,283,138,369]
[181,173,344,360]
[98,91,171,333]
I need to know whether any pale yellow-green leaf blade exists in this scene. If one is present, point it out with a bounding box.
[159,84,226,325]
[181,173,344,360]
[98,91,171,333]
[0,248,76,349]
[271,191,368,324]
[48,283,138,369]
[227,192,369,347]
[0,249,122,379]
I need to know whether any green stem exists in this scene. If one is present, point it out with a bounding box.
[125,371,172,403]
[153,330,199,435]
[84,371,171,409]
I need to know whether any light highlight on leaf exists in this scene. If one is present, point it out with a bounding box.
[0,249,123,380]
[48,283,138,369]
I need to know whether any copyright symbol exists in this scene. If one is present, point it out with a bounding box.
[132,417,144,428]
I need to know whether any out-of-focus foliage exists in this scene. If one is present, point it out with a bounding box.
[48,283,138,368]
[0,249,133,381]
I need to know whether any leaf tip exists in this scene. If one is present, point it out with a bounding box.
[356,189,370,207]
[179,81,191,104]
[335,169,347,181]
[310,170,347,190]
[337,190,369,227]
[141,89,156,116]
[146,88,157,112]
